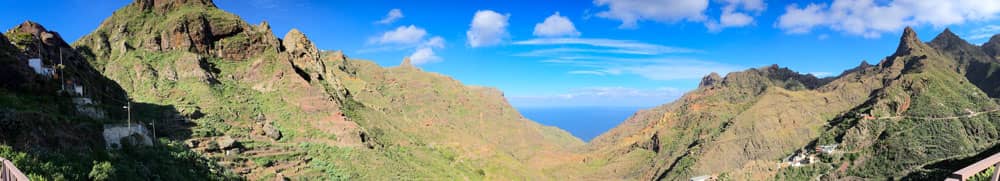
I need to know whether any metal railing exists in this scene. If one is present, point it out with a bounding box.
[0,157,29,181]
[946,152,1000,181]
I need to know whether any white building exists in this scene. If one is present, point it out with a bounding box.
[27,58,53,77]
[28,58,43,74]
[103,124,153,149]
[818,144,839,154]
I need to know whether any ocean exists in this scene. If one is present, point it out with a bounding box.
[517,106,644,142]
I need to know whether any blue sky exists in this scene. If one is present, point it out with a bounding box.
[4,0,1000,108]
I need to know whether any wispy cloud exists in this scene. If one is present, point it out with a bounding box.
[568,70,608,76]
[369,25,427,45]
[514,38,698,55]
[358,25,447,65]
[540,57,740,80]
[508,86,687,107]
[512,37,735,81]
[516,47,660,57]
[376,9,404,25]
[777,1,1000,38]
[967,25,1000,41]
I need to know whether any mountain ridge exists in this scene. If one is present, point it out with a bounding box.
[5,0,1000,180]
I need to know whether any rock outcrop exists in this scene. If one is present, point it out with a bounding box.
[894,27,933,57]
[699,72,722,88]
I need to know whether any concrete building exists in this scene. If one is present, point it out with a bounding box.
[102,124,153,149]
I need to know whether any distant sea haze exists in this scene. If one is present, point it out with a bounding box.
[517,106,643,142]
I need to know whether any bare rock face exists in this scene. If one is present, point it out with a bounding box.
[161,13,212,54]
[282,29,325,81]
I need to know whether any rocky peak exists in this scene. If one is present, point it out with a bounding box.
[11,21,66,47]
[840,60,873,76]
[400,57,414,68]
[983,34,1000,58]
[699,72,722,88]
[721,64,825,91]
[282,29,318,60]
[894,27,931,56]
[258,21,272,32]
[930,28,975,51]
[133,0,216,14]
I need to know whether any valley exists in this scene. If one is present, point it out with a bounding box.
[2,0,1000,180]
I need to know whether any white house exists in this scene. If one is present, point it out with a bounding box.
[28,58,43,74]
[27,58,53,77]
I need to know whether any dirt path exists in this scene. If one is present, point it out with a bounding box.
[878,108,1000,121]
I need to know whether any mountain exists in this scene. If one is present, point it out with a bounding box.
[6,0,1000,180]
[65,0,582,180]
[581,27,1000,180]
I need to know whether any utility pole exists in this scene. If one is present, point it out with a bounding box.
[59,48,64,92]
[151,121,156,146]
[126,95,132,134]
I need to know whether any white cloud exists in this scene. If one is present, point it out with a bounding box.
[423,36,445,48]
[706,0,766,32]
[376,9,404,24]
[371,25,427,45]
[568,70,608,76]
[777,0,1000,38]
[513,38,697,55]
[512,38,721,80]
[604,59,739,80]
[467,10,510,47]
[592,0,764,31]
[720,12,754,27]
[543,57,741,81]
[363,26,447,65]
[776,4,827,34]
[508,86,686,107]
[967,25,1000,41]
[517,47,660,57]
[593,0,709,29]
[408,47,441,65]
[534,12,581,37]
